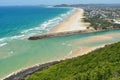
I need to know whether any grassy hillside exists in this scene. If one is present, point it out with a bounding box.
[24,42,120,80]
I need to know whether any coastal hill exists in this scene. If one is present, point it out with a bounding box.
[24,42,120,80]
[54,4,120,7]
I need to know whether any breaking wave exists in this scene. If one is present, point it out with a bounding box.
[0,8,75,47]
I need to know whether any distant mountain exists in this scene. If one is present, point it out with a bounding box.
[54,4,120,7]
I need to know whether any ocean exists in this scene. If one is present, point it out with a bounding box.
[0,6,120,79]
[0,6,74,46]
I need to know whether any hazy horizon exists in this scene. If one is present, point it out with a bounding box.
[0,0,120,6]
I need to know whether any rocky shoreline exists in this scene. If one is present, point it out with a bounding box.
[28,28,120,40]
[3,28,120,80]
[3,60,63,80]
[28,29,95,40]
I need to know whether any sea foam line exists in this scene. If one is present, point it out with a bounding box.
[0,43,7,47]
[0,35,26,47]
[0,8,75,48]
[21,8,76,35]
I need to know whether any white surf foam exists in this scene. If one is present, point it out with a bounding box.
[0,38,7,47]
[10,35,25,40]
[0,8,75,47]
[0,38,6,42]
[69,50,73,55]
[0,35,26,48]
[20,8,75,37]
[0,43,7,47]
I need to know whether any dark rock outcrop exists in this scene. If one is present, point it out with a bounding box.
[3,61,62,80]
[28,30,94,40]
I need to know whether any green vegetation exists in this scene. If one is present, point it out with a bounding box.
[24,42,120,80]
[83,7,120,30]
[84,16,120,30]
[54,5,120,30]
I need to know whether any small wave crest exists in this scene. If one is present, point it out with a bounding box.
[0,35,26,47]
[10,35,25,40]
[0,42,7,47]
[0,38,6,42]
[0,38,7,47]
[21,8,75,36]
[0,8,75,47]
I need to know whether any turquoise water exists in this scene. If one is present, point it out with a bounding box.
[0,6,73,38]
[0,6,74,47]
[0,29,120,79]
[0,6,120,79]
[0,6,75,79]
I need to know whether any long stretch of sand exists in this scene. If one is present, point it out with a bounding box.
[52,8,111,58]
[2,8,116,80]
[53,8,90,33]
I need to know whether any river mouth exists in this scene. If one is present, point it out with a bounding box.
[0,29,120,79]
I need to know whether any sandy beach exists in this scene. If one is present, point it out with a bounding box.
[51,8,112,58]
[52,8,90,33]
[2,8,120,80]
[67,45,105,58]
[67,34,114,58]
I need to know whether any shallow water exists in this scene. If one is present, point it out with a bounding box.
[0,29,120,79]
[0,6,73,38]
[0,6,75,79]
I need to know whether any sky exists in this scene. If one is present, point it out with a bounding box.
[0,0,120,6]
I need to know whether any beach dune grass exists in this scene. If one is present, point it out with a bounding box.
[24,42,120,80]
